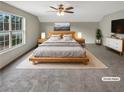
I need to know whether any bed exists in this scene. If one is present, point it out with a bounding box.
[29,31,89,65]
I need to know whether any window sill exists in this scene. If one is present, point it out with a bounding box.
[0,43,26,55]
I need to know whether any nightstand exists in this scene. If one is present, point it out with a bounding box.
[75,38,85,46]
[37,38,46,45]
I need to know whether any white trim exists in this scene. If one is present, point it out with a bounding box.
[0,10,24,18]
[0,11,26,53]
[23,18,26,44]
[0,43,25,55]
[9,14,12,48]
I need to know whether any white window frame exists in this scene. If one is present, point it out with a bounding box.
[0,11,26,54]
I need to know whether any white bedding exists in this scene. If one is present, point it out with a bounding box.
[46,38,76,42]
[32,39,86,58]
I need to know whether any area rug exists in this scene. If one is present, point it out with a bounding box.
[16,50,108,69]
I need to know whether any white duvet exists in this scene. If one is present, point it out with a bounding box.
[32,39,86,58]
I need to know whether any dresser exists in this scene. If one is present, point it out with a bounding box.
[105,37,124,55]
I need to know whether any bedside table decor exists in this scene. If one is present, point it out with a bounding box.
[77,32,82,38]
[38,32,46,46]
[41,32,46,39]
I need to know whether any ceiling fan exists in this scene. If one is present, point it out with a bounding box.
[49,4,74,16]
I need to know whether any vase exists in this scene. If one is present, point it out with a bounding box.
[96,39,102,45]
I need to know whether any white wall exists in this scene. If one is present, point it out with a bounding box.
[40,22,98,43]
[99,9,124,45]
[0,2,40,69]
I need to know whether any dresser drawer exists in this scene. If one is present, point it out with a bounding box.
[106,37,123,52]
[113,45,122,52]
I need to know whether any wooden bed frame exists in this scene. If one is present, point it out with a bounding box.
[29,31,89,65]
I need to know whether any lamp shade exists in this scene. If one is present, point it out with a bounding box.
[77,32,82,38]
[41,32,45,39]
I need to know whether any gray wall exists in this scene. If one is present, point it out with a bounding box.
[99,10,124,45]
[40,22,98,43]
[0,2,40,68]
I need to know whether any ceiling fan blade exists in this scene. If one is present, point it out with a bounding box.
[50,6,58,10]
[64,11,74,13]
[65,7,74,10]
[48,10,57,12]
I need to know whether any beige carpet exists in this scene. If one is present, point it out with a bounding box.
[16,50,108,69]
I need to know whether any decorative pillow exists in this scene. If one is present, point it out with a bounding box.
[63,34,72,37]
[51,34,61,37]
[50,34,61,40]
[63,34,72,41]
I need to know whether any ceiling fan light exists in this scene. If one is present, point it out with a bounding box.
[61,12,64,16]
[50,4,74,16]
[57,12,64,16]
[57,12,61,16]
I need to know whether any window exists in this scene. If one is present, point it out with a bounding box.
[0,12,25,52]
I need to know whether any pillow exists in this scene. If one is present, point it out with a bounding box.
[63,34,72,41]
[63,34,72,37]
[49,34,61,40]
[51,34,61,37]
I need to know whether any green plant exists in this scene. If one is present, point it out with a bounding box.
[96,29,102,39]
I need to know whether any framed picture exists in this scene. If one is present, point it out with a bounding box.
[54,23,70,31]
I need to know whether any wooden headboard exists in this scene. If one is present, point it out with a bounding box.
[48,31,78,39]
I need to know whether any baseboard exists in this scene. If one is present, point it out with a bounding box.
[0,46,37,70]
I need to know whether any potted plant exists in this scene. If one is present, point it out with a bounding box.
[96,29,102,45]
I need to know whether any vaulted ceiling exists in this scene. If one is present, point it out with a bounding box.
[5,1,124,22]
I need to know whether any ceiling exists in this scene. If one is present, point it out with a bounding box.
[5,1,124,22]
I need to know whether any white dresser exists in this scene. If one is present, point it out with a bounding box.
[105,37,124,55]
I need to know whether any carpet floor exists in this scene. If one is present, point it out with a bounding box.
[0,44,124,92]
